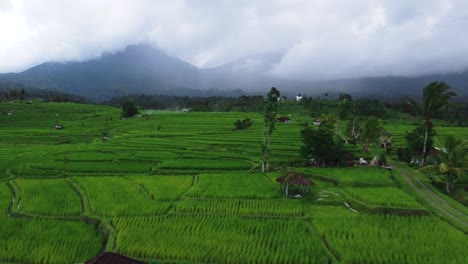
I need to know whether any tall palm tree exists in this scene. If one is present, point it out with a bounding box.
[418,135,467,193]
[262,87,280,173]
[409,82,457,167]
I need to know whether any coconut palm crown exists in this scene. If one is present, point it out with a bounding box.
[418,135,467,193]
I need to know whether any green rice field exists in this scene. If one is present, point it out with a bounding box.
[0,100,466,263]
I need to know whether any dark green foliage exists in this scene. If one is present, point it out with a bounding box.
[418,135,468,193]
[121,99,138,118]
[405,124,435,158]
[107,94,264,112]
[20,88,26,100]
[300,124,340,166]
[230,95,265,112]
[0,87,87,103]
[360,116,385,152]
[397,147,412,163]
[378,152,387,166]
[355,98,386,118]
[233,118,254,130]
[301,96,323,116]
[264,87,280,134]
[338,98,353,120]
[338,93,353,101]
[408,81,457,166]
[261,87,280,172]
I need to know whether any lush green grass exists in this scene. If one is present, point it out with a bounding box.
[14,178,82,216]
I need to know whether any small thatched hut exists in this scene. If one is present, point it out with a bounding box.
[276,172,315,196]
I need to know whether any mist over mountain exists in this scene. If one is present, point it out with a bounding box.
[0,44,466,101]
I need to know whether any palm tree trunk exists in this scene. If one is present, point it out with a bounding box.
[446,173,452,193]
[421,122,428,167]
[267,134,271,172]
[261,126,266,173]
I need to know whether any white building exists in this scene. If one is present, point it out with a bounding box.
[295,93,303,101]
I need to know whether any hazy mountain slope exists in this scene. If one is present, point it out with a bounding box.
[0,45,201,100]
[0,44,467,100]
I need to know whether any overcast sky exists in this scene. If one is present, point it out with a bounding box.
[1,0,468,81]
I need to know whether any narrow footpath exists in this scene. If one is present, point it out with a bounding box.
[393,166,467,230]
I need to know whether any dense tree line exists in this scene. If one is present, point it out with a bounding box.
[106,94,265,112]
[0,87,87,103]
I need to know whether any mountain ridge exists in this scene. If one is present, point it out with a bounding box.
[1,44,467,101]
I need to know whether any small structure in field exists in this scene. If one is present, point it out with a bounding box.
[276,172,315,196]
[313,119,321,126]
[6,111,13,116]
[295,93,303,101]
[181,108,191,113]
[85,252,147,264]
[359,158,367,166]
[370,157,378,166]
[54,124,64,130]
[102,136,109,142]
[277,116,291,123]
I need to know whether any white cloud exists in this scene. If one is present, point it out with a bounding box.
[0,0,467,81]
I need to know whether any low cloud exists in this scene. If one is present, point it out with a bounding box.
[1,0,467,81]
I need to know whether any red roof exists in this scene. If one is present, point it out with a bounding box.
[85,253,147,264]
[277,117,291,122]
[276,172,315,186]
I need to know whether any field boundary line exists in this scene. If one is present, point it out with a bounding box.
[307,220,339,263]
[123,176,156,201]
[6,180,19,217]
[66,178,86,214]
[68,177,92,214]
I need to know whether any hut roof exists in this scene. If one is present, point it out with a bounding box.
[276,172,315,186]
[85,253,147,264]
[277,116,291,122]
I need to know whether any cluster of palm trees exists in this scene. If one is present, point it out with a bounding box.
[409,82,467,193]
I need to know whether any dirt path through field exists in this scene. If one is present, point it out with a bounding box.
[393,166,467,228]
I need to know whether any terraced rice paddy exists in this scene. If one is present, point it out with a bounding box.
[13,178,82,216]
[0,101,467,264]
